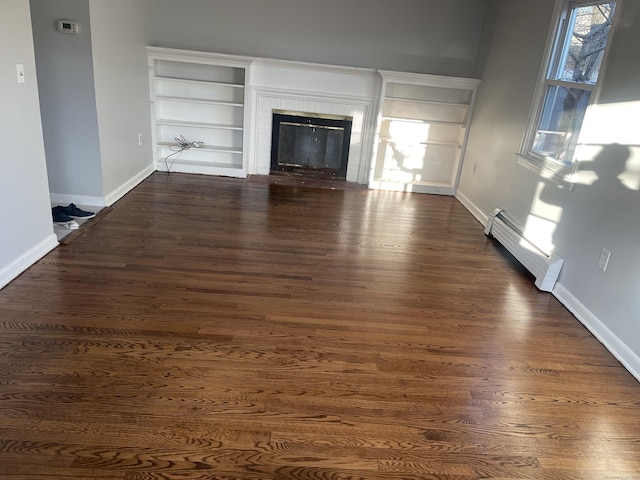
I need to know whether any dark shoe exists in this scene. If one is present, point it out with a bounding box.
[52,206,75,225]
[59,203,95,220]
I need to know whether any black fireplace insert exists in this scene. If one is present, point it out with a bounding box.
[270,111,352,180]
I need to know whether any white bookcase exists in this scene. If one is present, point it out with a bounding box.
[147,47,254,177]
[370,71,480,194]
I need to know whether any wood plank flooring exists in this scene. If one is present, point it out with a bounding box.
[1,172,639,479]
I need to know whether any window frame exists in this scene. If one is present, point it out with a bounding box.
[517,0,621,184]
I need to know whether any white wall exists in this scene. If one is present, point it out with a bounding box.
[458,0,640,378]
[153,0,488,78]
[0,0,57,289]
[89,0,155,205]
[30,0,105,205]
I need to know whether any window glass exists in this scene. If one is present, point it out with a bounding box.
[557,3,616,84]
[533,85,591,164]
[519,1,619,178]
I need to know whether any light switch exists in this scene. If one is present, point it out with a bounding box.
[16,64,25,84]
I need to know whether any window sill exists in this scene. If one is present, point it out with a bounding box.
[516,152,575,189]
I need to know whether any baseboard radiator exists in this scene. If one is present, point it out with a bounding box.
[484,208,564,292]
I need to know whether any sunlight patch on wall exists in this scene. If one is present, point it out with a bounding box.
[580,101,640,145]
[523,181,563,255]
[576,101,640,191]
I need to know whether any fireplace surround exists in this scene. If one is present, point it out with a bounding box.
[248,58,379,184]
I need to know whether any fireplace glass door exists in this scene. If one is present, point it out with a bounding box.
[271,112,352,179]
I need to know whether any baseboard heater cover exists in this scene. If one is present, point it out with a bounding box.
[484,208,563,292]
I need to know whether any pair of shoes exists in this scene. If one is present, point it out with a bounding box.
[57,203,96,220]
[52,206,79,229]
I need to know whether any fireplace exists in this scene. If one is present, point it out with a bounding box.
[270,110,352,180]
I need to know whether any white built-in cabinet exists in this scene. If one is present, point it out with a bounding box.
[147,47,253,177]
[370,71,480,194]
[146,49,480,194]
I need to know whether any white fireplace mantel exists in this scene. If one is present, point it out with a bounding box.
[247,58,380,184]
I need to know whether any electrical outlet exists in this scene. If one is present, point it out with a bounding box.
[138,133,143,146]
[597,248,611,271]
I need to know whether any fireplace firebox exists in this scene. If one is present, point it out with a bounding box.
[270,110,352,180]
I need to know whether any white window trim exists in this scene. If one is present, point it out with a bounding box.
[517,0,621,186]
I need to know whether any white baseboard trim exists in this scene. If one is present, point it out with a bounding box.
[50,166,155,208]
[455,190,488,227]
[104,165,155,207]
[50,193,105,208]
[0,234,58,290]
[453,190,640,384]
[553,283,640,383]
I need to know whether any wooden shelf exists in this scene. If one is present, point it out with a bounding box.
[156,119,244,131]
[161,157,243,168]
[385,96,470,107]
[148,48,252,177]
[157,143,242,155]
[370,71,480,193]
[380,137,462,149]
[156,76,244,89]
[374,178,452,187]
[155,96,243,107]
[382,116,466,127]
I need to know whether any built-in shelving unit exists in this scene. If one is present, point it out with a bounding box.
[370,71,480,194]
[147,47,254,177]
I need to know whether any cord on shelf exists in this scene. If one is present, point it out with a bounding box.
[164,135,205,172]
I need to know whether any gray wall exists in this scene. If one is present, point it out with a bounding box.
[30,0,104,202]
[458,0,640,375]
[30,0,155,206]
[0,0,56,287]
[153,0,488,77]
[90,0,155,203]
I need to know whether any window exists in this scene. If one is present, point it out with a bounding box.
[519,0,619,180]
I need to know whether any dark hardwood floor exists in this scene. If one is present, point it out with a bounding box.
[1,172,639,479]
